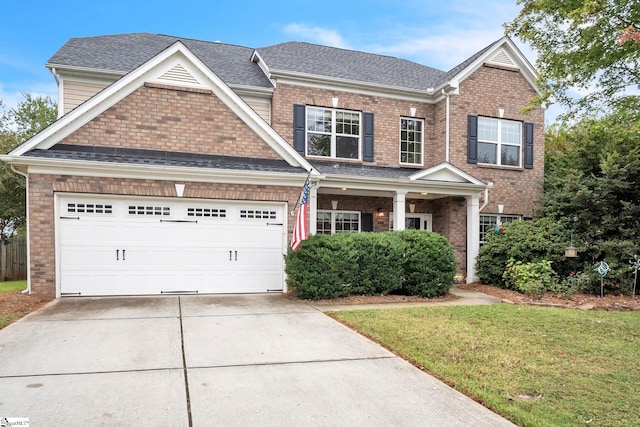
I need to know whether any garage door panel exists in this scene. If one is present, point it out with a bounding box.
[59,195,286,296]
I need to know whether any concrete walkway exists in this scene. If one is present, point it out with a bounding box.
[0,293,512,426]
[313,286,503,311]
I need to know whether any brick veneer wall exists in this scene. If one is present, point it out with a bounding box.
[27,174,301,298]
[61,83,281,160]
[444,65,545,217]
[271,84,436,168]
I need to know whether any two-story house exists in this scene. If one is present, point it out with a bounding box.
[2,33,544,298]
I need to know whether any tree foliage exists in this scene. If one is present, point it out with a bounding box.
[541,110,640,291]
[505,0,640,118]
[0,94,57,239]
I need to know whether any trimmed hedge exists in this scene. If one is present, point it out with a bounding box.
[285,230,456,300]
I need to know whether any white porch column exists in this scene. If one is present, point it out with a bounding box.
[466,194,480,284]
[309,184,318,235]
[393,191,407,231]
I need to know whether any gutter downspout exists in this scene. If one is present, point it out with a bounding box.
[9,165,30,295]
[442,89,451,163]
[479,182,493,212]
[49,67,63,118]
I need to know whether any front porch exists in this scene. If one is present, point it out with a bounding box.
[306,162,491,283]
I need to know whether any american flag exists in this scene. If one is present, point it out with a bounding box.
[291,176,311,251]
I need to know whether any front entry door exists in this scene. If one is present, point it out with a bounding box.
[405,214,432,231]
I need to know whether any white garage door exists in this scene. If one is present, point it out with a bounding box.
[58,194,286,296]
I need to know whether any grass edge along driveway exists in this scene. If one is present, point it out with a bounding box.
[330,304,639,427]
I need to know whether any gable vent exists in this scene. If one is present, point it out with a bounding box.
[157,64,200,85]
[487,49,517,68]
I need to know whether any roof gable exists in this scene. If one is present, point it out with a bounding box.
[14,41,314,172]
[409,163,486,186]
[444,37,540,95]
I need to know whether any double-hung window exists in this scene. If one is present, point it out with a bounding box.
[306,107,360,159]
[316,210,361,234]
[400,118,424,165]
[477,117,522,167]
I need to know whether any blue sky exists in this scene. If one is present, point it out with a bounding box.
[1,0,559,122]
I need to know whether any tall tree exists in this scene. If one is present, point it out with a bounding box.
[0,94,57,238]
[542,110,640,288]
[506,0,640,118]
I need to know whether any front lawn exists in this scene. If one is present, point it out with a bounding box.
[331,304,640,427]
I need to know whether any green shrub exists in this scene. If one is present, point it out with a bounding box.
[476,218,568,288]
[349,232,404,295]
[503,258,556,298]
[285,233,357,300]
[397,230,456,297]
[285,231,456,300]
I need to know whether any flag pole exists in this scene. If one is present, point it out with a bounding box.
[291,168,313,213]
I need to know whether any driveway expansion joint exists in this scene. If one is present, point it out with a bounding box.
[186,355,397,371]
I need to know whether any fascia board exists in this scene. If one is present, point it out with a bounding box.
[319,174,487,196]
[2,155,309,187]
[47,63,126,79]
[409,162,487,186]
[250,50,274,84]
[271,70,436,103]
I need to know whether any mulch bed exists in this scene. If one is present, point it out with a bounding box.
[0,291,52,327]
[458,283,640,311]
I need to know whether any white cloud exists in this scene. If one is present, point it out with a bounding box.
[282,23,351,49]
[366,29,507,70]
[0,82,58,112]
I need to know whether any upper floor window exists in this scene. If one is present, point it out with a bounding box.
[400,118,424,165]
[477,117,522,167]
[306,107,360,159]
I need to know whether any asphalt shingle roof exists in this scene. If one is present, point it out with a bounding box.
[46,32,496,92]
[255,42,446,91]
[310,161,419,180]
[25,144,306,175]
[47,33,274,89]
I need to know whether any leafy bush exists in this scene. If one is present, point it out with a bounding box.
[476,218,568,288]
[503,258,556,298]
[284,233,357,300]
[285,231,456,300]
[348,232,404,295]
[397,230,456,297]
[552,271,586,298]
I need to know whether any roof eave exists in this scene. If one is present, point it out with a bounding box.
[0,155,309,186]
[269,69,436,101]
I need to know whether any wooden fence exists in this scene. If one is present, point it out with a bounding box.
[1,234,27,281]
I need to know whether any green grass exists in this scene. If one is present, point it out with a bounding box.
[0,280,26,293]
[331,305,640,427]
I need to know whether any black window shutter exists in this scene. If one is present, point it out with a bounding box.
[293,104,306,155]
[363,112,374,162]
[524,122,534,169]
[467,115,478,164]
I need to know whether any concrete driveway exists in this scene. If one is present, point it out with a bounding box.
[0,294,514,426]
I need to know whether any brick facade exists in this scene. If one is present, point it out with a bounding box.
[446,65,545,218]
[271,84,435,168]
[28,173,301,298]
[62,83,281,160]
